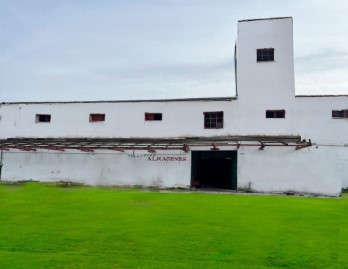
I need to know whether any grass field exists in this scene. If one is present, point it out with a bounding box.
[0,183,347,269]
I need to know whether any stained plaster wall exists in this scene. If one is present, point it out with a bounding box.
[1,150,191,188]
[237,146,342,196]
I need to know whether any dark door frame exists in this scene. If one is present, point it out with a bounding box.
[191,150,237,190]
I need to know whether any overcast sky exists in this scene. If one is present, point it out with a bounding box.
[0,0,347,102]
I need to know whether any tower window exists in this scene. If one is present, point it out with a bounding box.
[266,110,285,119]
[257,48,274,62]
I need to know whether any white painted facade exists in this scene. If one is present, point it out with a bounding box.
[1,17,347,196]
[0,99,236,139]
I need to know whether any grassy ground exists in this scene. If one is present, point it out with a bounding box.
[0,183,347,269]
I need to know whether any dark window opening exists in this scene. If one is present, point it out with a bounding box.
[90,114,105,122]
[204,111,223,129]
[36,114,51,123]
[266,110,285,119]
[145,113,162,121]
[332,110,348,119]
[257,48,274,62]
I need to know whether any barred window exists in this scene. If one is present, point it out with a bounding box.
[332,110,348,119]
[204,112,223,129]
[257,48,274,62]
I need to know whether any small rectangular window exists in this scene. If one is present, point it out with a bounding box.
[332,110,348,119]
[257,48,274,62]
[89,114,105,122]
[266,110,285,119]
[204,111,223,129]
[35,114,51,123]
[145,113,162,121]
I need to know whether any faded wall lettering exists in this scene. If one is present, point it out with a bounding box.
[147,156,187,162]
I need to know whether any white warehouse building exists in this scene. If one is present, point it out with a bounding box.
[0,17,347,196]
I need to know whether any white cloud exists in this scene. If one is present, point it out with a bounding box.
[296,68,348,95]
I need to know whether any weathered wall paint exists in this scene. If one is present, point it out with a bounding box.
[2,145,344,196]
[238,146,342,196]
[1,150,191,188]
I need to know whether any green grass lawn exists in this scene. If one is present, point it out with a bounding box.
[0,183,347,269]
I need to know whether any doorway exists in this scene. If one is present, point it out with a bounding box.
[191,151,237,190]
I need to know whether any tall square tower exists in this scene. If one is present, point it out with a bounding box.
[236,17,295,106]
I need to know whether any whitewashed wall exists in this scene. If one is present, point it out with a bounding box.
[238,146,342,196]
[235,17,296,136]
[234,17,348,192]
[0,100,237,139]
[294,96,348,144]
[2,95,348,144]
[1,150,191,188]
[2,145,345,196]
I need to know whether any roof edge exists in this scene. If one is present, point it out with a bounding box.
[238,16,292,23]
[295,94,348,98]
[1,96,237,105]
[1,135,302,143]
